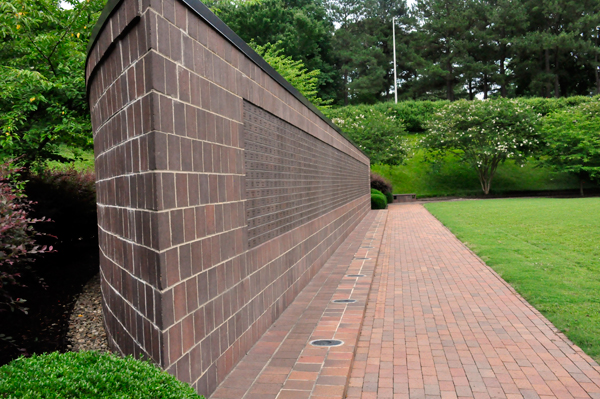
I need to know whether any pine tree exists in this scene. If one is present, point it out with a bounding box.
[328,0,409,104]
[411,0,472,101]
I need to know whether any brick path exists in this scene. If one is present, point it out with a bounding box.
[211,210,387,399]
[348,204,600,399]
[212,204,600,398]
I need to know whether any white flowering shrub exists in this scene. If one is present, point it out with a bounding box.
[421,99,542,194]
[327,106,409,165]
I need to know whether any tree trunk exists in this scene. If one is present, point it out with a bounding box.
[500,32,507,97]
[479,170,491,195]
[447,61,454,101]
[343,71,348,106]
[483,74,489,100]
[596,50,600,95]
[580,177,585,197]
[596,29,599,94]
[545,48,551,98]
[554,47,560,98]
[468,80,474,100]
[500,56,507,97]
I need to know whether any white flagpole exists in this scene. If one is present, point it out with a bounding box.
[393,16,397,104]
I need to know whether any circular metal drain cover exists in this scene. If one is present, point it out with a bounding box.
[310,339,344,347]
[333,299,357,303]
[354,257,371,260]
[346,274,366,278]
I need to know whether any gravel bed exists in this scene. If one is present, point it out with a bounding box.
[67,274,111,353]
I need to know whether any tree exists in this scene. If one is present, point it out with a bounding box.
[466,0,528,98]
[327,0,409,104]
[410,0,472,101]
[513,0,600,98]
[422,98,541,194]
[207,0,339,102]
[326,105,409,165]
[539,98,600,196]
[250,41,332,110]
[0,0,105,167]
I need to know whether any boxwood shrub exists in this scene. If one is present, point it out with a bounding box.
[371,188,387,209]
[384,191,394,204]
[0,351,204,399]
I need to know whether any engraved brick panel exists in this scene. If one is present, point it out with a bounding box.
[243,101,369,248]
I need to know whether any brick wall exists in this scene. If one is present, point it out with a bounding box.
[85,0,370,396]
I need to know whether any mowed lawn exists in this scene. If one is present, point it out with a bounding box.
[424,198,600,362]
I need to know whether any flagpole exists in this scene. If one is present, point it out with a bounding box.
[393,16,397,104]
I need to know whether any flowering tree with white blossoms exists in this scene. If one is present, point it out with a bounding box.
[328,107,409,165]
[421,99,542,194]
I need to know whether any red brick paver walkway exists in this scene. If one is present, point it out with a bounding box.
[211,210,387,399]
[213,204,600,398]
[348,204,600,399]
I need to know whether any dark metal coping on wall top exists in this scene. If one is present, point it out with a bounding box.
[85,0,370,161]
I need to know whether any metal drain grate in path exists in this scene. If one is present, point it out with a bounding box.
[310,339,344,347]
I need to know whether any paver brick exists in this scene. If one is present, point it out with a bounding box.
[212,203,600,398]
[351,204,600,399]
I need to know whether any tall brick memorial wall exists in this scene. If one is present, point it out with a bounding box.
[85,0,370,395]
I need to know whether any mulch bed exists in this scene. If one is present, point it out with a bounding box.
[0,245,99,366]
[67,273,110,353]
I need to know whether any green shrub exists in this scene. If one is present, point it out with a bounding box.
[370,172,393,194]
[377,100,448,134]
[520,96,595,116]
[0,351,204,399]
[325,105,409,165]
[26,167,97,247]
[0,161,52,313]
[539,98,600,194]
[384,191,394,204]
[371,188,387,209]
[327,100,446,136]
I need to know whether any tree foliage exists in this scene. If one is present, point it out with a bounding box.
[326,105,409,165]
[0,0,105,166]
[0,162,52,314]
[539,99,600,195]
[207,0,339,102]
[422,98,542,194]
[250,41,332,110]
[322,0,600,102]
[327,0,409,104]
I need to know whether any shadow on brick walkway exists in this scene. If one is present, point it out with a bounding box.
[212,204,600,398]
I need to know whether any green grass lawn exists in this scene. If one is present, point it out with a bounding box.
[425,198,600,362]
[372,140,588,197]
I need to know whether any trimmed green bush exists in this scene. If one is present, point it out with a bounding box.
[370,172,394,204]
[0,351,204,399]
[384,191,394,204]
[371,189,387,209]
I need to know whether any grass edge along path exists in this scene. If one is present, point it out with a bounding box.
[424,198,600,364]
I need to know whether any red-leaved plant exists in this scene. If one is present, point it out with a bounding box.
[0,162,53,313]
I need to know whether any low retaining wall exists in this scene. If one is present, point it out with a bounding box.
[85,0,370,396]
